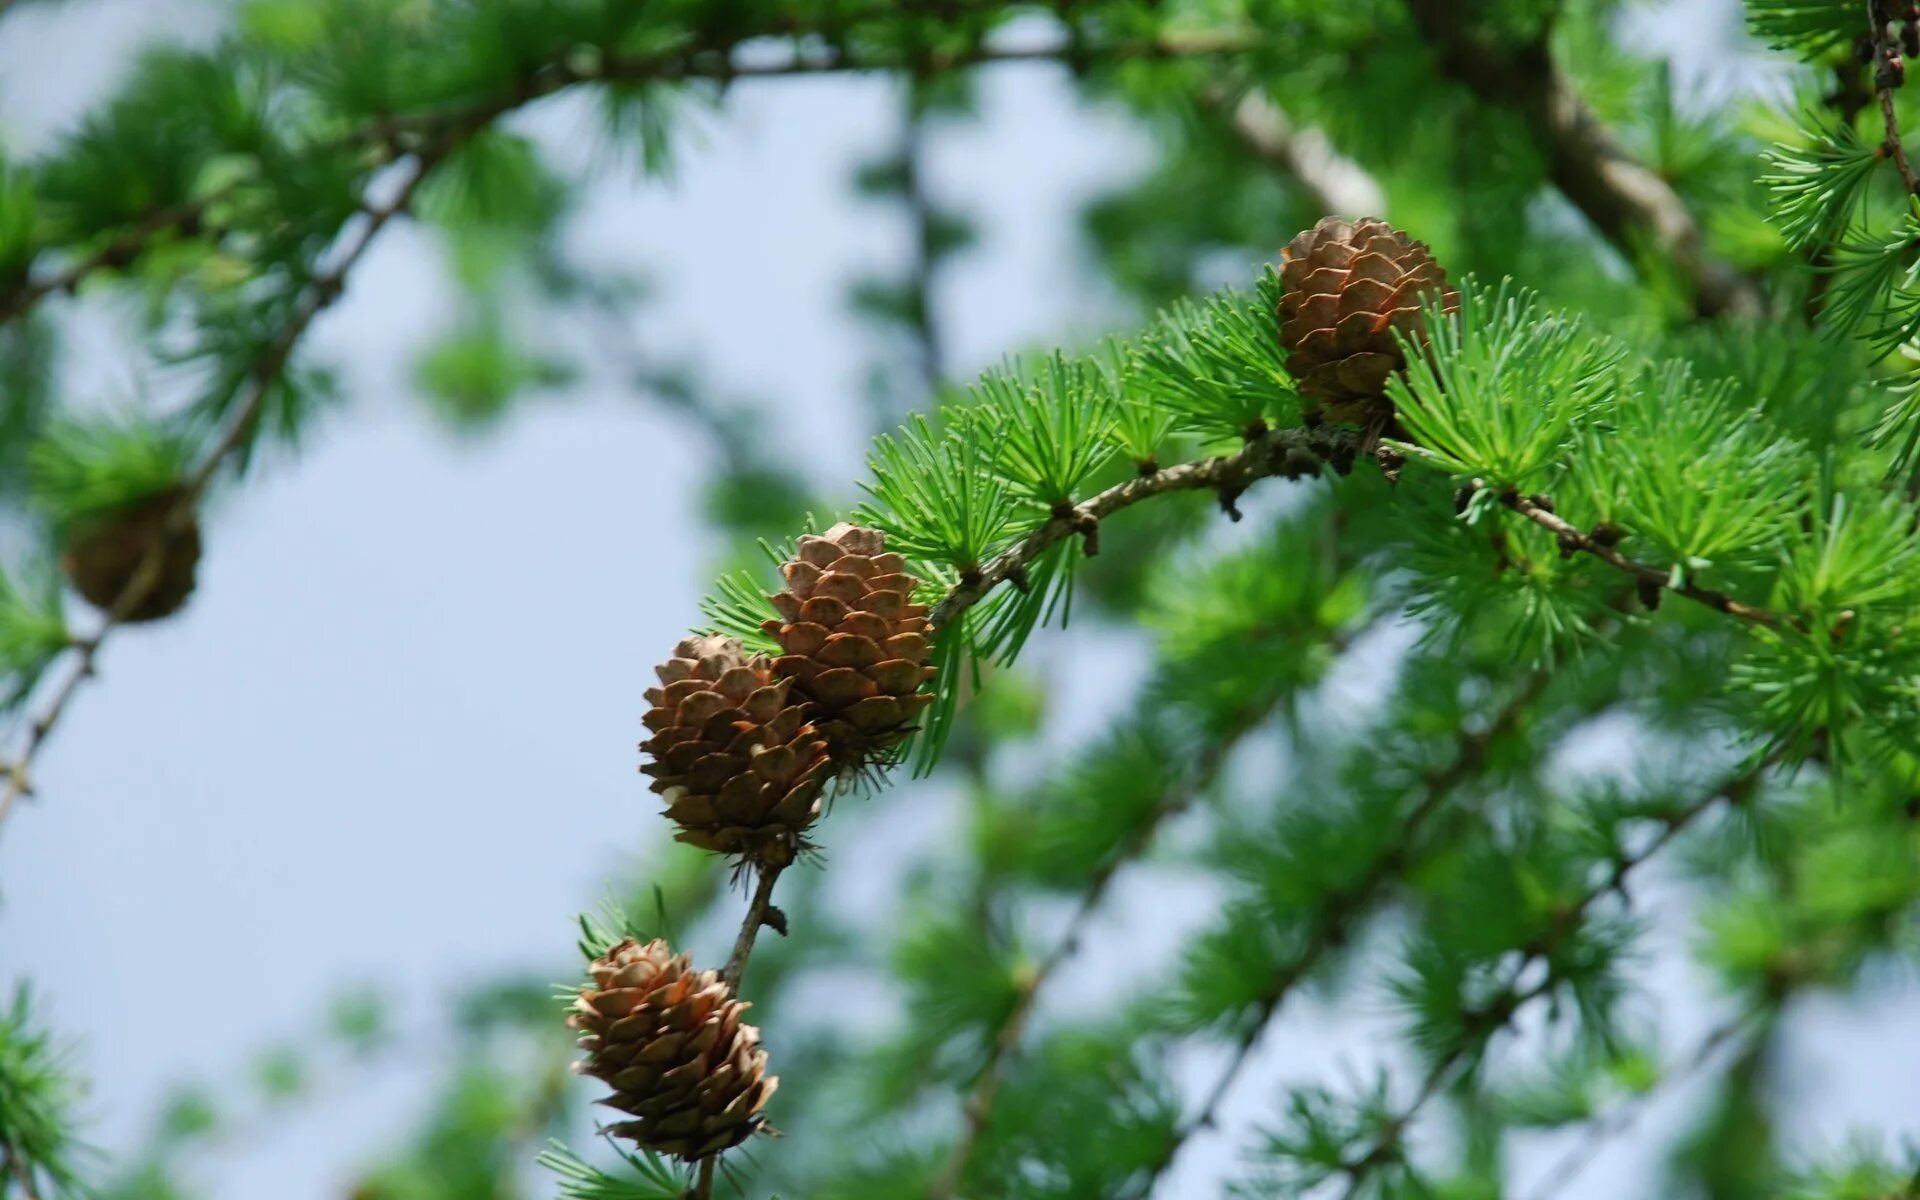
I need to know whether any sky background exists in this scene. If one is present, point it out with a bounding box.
[0,1,1915,1198]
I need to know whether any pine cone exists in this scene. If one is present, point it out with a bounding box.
[61,485,201,623]
[569,938,777,1160]
[762,523,935,765]
[1277,217,1458,423]
[641,635,831,867]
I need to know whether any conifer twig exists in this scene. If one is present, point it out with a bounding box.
[1491,489,1784,628]
[722,866,787,991]
[1127,669,1552,1197]
[1213,89,1387,219]
[0,145,457,836]
[1328,753,1777,1200]
[687,864,788,1200]
[1869,0,1920,195]
[928,424,1361,632]
[0,19,1256,331]
[0,1135,44,1200]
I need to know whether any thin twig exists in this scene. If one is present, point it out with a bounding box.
[687,864,790,1200]
[0,21,1255,331]
[1518,1013,1753,1200]
[1328,753,1779,1200]
[1402,0,1760,319]
[0,1133,44,1200]
[1211,87,1387,218]
[722,866,787,991]
[1126,670,1552,1198]
[929,424,1361,632]
[1491,488,1784,629]
[0,148,454,837]
[1870,0,1920,195]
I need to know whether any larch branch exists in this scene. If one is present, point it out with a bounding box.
[1869,0,1920,195]
[1126,670,1551,1198]
[928,424,1360,633]
[0,20,1255,331]
[1402,0,1761,320]
[1491,488,1784,628]
[1214,88,1387,219]
[925,677,1338,1200]
[1329,753,1778,1200]
[0,142,457,836]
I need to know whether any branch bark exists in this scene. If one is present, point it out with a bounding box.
[929,424,1359,632]
[1403,0,1762,320]
[1215,89,1387,219]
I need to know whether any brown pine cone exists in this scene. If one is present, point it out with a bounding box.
[761,523,935,766]
[61,485,201,623]
[569,938,777,1160]
[641,635,832,867]
[1277,216,1458,423]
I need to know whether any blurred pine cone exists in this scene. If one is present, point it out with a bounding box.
[641,635,831,867]
[61,485,201,623]
[762,523,935,766]
[569,938,777,1160]
[1277,217,1458,422]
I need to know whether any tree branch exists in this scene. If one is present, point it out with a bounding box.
[1126,669,1551,1197]
[1402,0,1762,319]
[0,21,1256,331]
[1213,88,1387,218]
[928,424,1360,633]
[0,1135,44,1200]
[1518,1012,1754,1200]
[925,671,1352,1200]
[1490,488,1785,628]
[0,145,454,837]
[1329,753,1778,1199]
[1869,0,1920,195]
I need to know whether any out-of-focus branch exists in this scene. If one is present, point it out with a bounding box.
[0,148,453,837]
[0,21,1257,331]
[926,666,1362,1200]
[1403,0,1761,319]
[1330,754,1777,1200]
[1215,89,1387,218]
[1518,1013,1755,1200]
[1125,670,1550,1198]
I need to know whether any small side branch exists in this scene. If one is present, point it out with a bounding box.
[1517,1013,1754,1200]
[1329,753,1778,1200]
[722,866,786,991]
[1492,489,1783,628]
[929,424,1360,633]
[925,687,1317,1200]
[0,18,1257,333]
[1869,0,1920,195]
